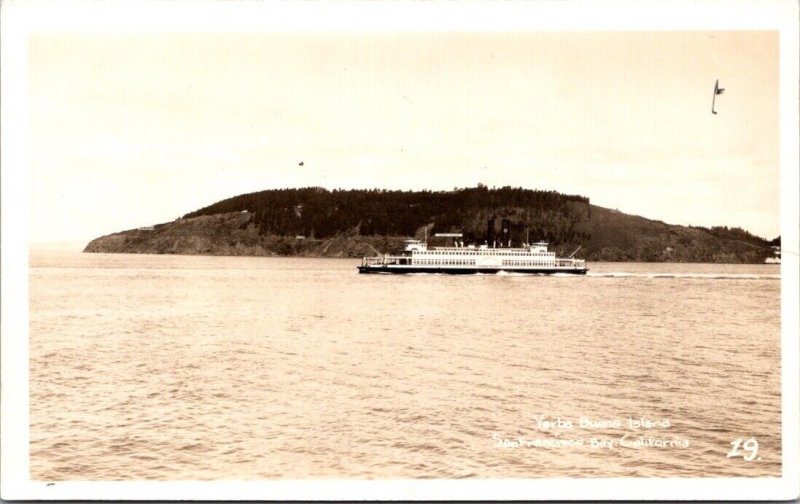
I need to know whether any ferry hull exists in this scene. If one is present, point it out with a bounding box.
[357,265,589,275]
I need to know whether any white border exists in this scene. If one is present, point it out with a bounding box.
[1,0,32,500]
[2,0,798,500]
[778,0,800,498]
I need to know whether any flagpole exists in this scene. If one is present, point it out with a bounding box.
[712,80,718,114]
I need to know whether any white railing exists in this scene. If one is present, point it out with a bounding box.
[555,259,586,268]
[362,254,587,269]
[361,255,408,267]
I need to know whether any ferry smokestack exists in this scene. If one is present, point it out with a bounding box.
[487,217,495,248]
[501,219,510,248]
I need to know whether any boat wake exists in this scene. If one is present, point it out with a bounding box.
[588,272,780,280]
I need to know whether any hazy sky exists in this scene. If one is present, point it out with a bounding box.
[27,30,779,244]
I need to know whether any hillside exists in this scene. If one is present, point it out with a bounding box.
[84,186,777,263]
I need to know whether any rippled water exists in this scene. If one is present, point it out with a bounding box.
[29,251,781,480]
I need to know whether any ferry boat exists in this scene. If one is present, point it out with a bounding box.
[358,238,588,275]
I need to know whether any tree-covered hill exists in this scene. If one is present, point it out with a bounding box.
[183,185,591,245]
[85,185,778,263]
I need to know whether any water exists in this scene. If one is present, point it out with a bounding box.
[29,251,782,480]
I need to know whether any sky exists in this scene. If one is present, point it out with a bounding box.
[26,29,780,245]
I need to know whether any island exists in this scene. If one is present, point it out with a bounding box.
[84,186,780,263]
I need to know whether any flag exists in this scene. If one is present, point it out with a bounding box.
[712,79,724,114]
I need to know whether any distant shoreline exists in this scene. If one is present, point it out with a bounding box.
[27,247,783,267]
[77,251,783,265]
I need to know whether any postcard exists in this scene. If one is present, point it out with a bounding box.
[2,0,798,500]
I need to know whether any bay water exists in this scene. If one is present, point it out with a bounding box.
[28,251,782,479]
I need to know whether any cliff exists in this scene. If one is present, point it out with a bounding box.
[83,212,406,258]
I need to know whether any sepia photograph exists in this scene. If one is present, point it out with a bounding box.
[2,0,798,500]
